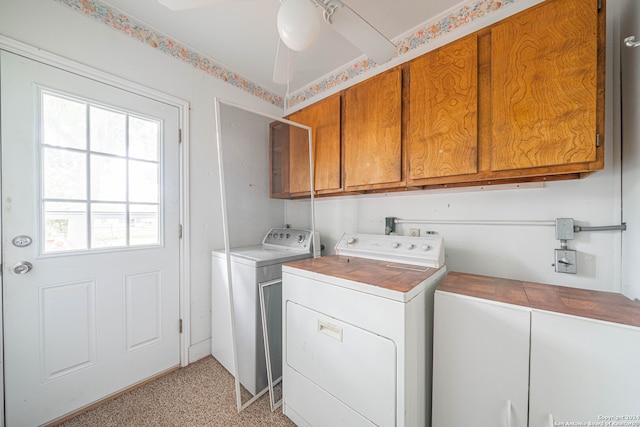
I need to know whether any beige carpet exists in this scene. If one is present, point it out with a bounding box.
[58,356,295,427]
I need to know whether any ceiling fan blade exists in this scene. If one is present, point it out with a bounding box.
[273,39,298,84]
[328,1,396,65]
[158,0,232,11]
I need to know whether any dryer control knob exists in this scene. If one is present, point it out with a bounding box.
[392,242,400,248]
[421,244,431,251]
[346,237,358,246]
[406,243,415,250]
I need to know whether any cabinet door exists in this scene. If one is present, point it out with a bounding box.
[432,292,530,427]
[408,35,478,183]
[529,310,640,426]
[269,121,291,198]
[343,68,403,191]
[490,0,598,171]
[289,94,342,195]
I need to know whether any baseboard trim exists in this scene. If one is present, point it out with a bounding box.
[189,338,212,363]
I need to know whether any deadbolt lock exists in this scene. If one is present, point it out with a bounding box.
[12,235,33,248]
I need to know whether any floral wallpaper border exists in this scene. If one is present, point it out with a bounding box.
[287,0,518,109]
[54,0,285,107]
[56,0,520,110]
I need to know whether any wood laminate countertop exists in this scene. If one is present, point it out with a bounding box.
[285,255,443,294]
[439,272,640,328]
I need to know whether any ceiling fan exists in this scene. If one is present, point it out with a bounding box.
[157,0,397,84]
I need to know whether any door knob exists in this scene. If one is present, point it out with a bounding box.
[13,261,33,275]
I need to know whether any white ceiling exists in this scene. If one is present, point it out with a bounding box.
[100,0,463,97]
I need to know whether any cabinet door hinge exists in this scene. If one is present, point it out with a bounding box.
[597,0,602,11]
[178,128,182,144]
[178,224,183,239]
[179,318,183,334]
[596,133,601,148]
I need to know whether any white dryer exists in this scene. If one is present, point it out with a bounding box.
[211,227,313,396]
[282,233,446,426]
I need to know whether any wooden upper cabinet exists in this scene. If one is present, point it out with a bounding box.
[270,121,291,198]
[272,0,605,198]
[408,34,478,184]
[285,124,313,195]
[343,67,404,191]
[288,94,342,195]
[490,0,600,172]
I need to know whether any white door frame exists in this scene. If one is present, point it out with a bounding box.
[0,35,191,423]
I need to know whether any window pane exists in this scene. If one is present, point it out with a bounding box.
[130,204,159,246]
[91,203,126,248]
[42,93,87,149]
[90,106,126,156]
[40,90,165,255]
[43,147,86,199]
[44,202,87,252]
[129,116,159,161]
[91,154,126,201]
[129,160,158,203]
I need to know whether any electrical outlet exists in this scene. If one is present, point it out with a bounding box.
[409,228,420,237]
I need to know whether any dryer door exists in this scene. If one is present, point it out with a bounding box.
[286,301,397,426]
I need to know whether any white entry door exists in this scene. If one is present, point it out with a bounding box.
[1,51,182,426]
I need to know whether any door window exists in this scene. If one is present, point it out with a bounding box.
[41,90,161,253]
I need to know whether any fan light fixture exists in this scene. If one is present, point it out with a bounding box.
[276,0,320,52]
[158,0,397,84]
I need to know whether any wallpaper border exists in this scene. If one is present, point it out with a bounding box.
[56,0,520,110]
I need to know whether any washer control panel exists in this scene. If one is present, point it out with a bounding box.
[335,233,444,268]
[263,228,313,252]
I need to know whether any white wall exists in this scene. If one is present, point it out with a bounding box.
[619,0,640,301]
[0,0,283,361]
[291,5,627,294]
[217,104,289,247]
[306,177,620,292]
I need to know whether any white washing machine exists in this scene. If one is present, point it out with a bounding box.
[211,227,313,396]
[282,233,446,427]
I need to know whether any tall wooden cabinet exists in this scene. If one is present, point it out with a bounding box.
[343,67,404,191]
[433,272,640,427]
